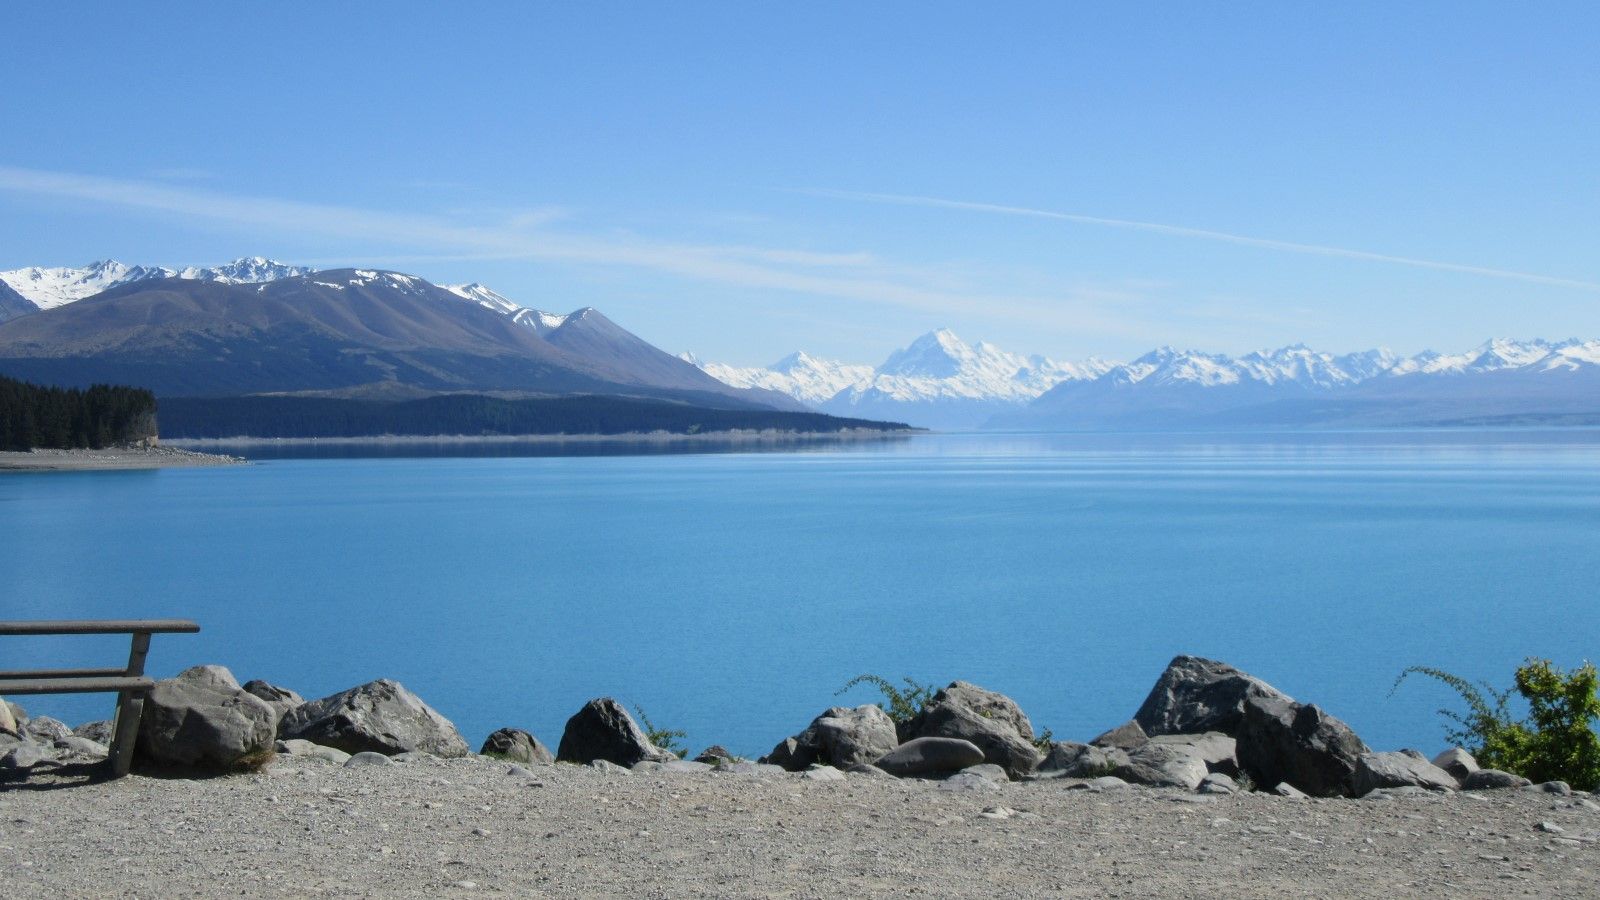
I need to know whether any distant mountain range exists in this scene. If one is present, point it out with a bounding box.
[690,333,1600,430]
[687,329,1114,429]
[0,259,803,414]
[0,257,315,313]
[4,258,1596,433]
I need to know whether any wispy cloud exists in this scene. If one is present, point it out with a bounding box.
[0,165,1141,333]
[801,188,1600,294]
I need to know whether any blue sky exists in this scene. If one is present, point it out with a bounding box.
[2,3,1596,365]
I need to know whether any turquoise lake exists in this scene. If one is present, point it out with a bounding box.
[5,430,1599,758]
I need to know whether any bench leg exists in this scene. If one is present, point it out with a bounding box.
[109,689,144,777]
[108,630,154,778]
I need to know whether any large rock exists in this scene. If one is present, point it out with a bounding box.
[1431,747,1478,783]
[242,680,304,725]
[0,696,16,735]
[22,715,72,744]
[1113,733,1236,789]
[1036,741,1129,778]
[810,705,899,768]
[481,727,554,765]
[1149,732,1238,775]
[136,665,277,771]
[1236,696,1368,797]
[1354,750,1458,795]
[901,682,1042,779]
[874,736,985,777]
[555,698,674,767]
[761,705,899,771]
[1091,720,1149,751]
[1463,769,1531,790]
[1133,656,1292,737]
[279,679,469,758]
[74,720,114,745]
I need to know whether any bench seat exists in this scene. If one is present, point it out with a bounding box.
[0,676,155,696]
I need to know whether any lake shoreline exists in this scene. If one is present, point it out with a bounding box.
[164,427,923,448]
[0,445,247,472]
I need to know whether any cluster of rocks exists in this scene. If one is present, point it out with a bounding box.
[1,665,473,777]
[0,655,1579,801]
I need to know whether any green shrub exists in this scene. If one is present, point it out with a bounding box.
[835,674,938,724]
[632,704,688,759]
[1394,658,1600,790]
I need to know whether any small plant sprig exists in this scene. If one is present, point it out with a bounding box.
[835,674,938,724]
[632,703,688,759]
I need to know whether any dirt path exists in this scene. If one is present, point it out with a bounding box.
[3,754,1594,898]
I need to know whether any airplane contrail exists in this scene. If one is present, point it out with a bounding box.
[803,188,1600,293]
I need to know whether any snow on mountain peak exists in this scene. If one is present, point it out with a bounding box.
[0,257,314,309]
[441,282,569,335]
[688,330,1113,411]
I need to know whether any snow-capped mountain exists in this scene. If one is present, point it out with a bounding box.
[0,257,315,311]
[688,328,1114,428]
[1007,338,1600,430]
[684,350,875,406]
[442,283,570,336]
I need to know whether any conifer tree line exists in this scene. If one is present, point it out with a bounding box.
[0,374,158,450]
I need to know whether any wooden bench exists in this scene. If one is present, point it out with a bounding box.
[0,619,200,777]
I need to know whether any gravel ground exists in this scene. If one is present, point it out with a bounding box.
[0,446,245,471]
[3,755,1597,898]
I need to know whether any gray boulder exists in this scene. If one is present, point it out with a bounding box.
[1354,750,1458,795]
[242,680,304,724]
[1431,747,1478,782]
[873,736,985,777]
[344,751,392,768]
[74,720,114,745]
[1463,768,1531,790]
[23,715,72,744]
[1273,782,1310,799]
[846,763,896,778]
[901,682,1042,779]
[480,727,554,765]
[1,741,46,772]
[800,764,847,782]
[279,679,469,758]
[1149,732,1239,775]
[1114,741,1212,789]
[555,698,674,767]
[694,745,735,764]
[1236,696,1369,797]
[275,738,351,765]
[53,735,108,759]
[137,665,278,771]
[1198,772,1239,794]
[1134,656,1292,737]
[761,705,899,771]
[761,736,809,770]
[1091,720,1149,751]
[1036,741,1130,778]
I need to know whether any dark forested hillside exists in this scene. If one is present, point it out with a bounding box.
[157,394,910,439]
[0,375,157,450]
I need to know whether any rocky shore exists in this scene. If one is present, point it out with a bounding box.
[0,445,245,471]
[3,656,1597,897]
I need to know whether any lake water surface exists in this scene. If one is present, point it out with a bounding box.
[5,430,1598,757]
